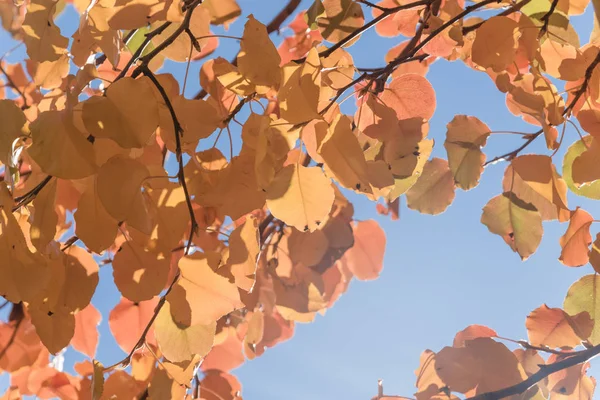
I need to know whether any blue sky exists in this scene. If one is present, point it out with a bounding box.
[1,0,600,399]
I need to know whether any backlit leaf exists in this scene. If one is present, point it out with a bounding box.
[266,164,334,232]
[481,192,543,260]
[559,208,593,267]
[564,274,600,344]
[406,158,456,215]
[526,304,592,348]
[342,220,386,281]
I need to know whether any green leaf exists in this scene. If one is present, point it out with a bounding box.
[563,135,600,199]
[305,0,325,30]
[125,27,155,57]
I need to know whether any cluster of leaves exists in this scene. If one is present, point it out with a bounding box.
[1,0,600,398]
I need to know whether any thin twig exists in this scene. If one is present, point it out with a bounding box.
[12,175,53,212]
[462,0,532,34]
[114,22,172,82]
[538,0,560,38]
[484,129,543,167]
[141,66,198,254]
[317,0,433,59]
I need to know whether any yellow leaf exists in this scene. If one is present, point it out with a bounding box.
[28,111,97,179]
[406,158,456,215]
[481,192,543,260]
[203,0,241,26]
[237,14,281,94]
[168,254,244,326]
[29,306,75,354]
[41,246,99,314]
[22,0,68,62]
[279,47,321,124]
[0,184,50,304]
[154,300,216,363]
[29,178,58,252]
[113,241,170,302]
[318,0,364,45]
[151,5,211,62]
[503,155,570,221]
[0,100,28,166]
[226,215,260,291]
[96,156,151,232]
[33,53,70,89]
[266,164,334,232]
[319,114,372,195]
[444,115,490,190]
[148,366,186,399]
[74,177,119,254]
[564,274,600,344]
[82,77,159,149]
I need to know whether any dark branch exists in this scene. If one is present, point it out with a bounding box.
[141,66,198,255]
[468,344,600,400]
[12,175,53,212]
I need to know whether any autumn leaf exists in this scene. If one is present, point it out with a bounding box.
[481,192,543,260]
[559,208,594,267]
[109,297,159,353]
[526,304,592,348]
[29,307,75,355]
[28,111,97,179]
[435,337,527,395]
[266,164,334,232]
[154,299,216,363]
[342,220,386,281]
[82,77,159,149]
[444,115,490,190]
[237,15,281,94]
[563,135,600,200]
[380,74,436,121]
[71,304,101,359]
[503,155,570,222]
[472,16,520,72]
[406,158,456,215]
[564,274,600,344]
[22,0,68,62]
[167,253,244,326]
[453,325,497,347]
[278,47,321,124]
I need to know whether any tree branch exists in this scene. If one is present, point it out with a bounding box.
[140,66,198,255]
[317,0,433,59]
[467,344,600,400]
[12,175,53,212]
[131,0,203,79]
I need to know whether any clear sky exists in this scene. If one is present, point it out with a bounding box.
[1,1,600,399]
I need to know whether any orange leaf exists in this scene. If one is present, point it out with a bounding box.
[343,220,386,281]
[526,304,592,348]
[471,16,520,72]
[559,208,594,267]
[108,297,159,353]
[406,158,456,215]
[381,74,436,121]
[453,325,497,347]
[71,304,101,359]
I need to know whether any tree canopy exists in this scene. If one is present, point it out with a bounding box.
[1,0,600,398]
